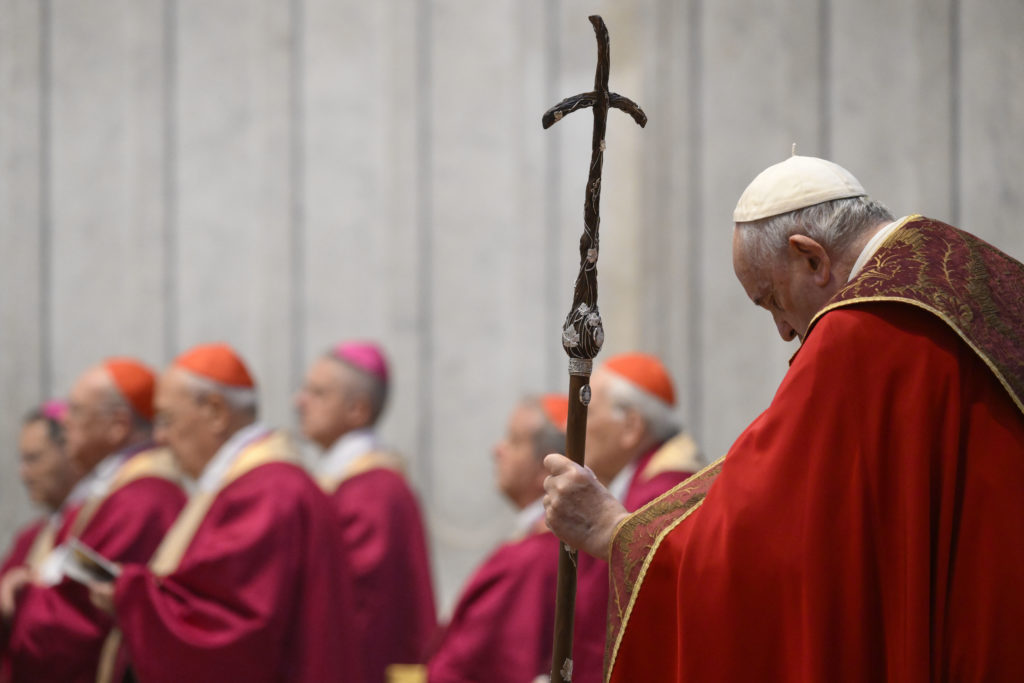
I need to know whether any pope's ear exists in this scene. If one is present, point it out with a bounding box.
[788,234,832,286]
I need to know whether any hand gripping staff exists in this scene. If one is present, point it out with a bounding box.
[541,15,646,683]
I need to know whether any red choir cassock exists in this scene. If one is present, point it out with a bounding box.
[108,430,363,683]
[1,521,46,577]
[572,434,700,683]
[427,515,559,683]
[606,218,1024,682]
[321,455,437,683]
[6,448,185,683]
[1,519,45,682]
[1,511,73,673]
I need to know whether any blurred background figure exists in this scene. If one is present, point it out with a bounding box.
[573,352,704,683]
[0,400,81,682]
[2,359,185,683]
[2,401,82,574]
[94,343,360,683]
[297,341,436,683]
[424,394,567,683]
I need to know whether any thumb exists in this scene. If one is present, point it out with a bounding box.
[543,452,575,475]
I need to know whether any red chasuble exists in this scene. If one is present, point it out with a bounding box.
[324,457,436,683]
[427,522,559,683]
[572,434,700,683]
[113,435,362,683]
[6,449,185,683]
[606,218,1024,682]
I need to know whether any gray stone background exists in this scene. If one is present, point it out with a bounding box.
[2,0,1022,612]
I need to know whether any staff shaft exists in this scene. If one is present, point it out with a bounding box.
[550,372,591,682]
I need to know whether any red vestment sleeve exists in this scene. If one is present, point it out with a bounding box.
[427,531,559,683]
[0,521,45,577]
[572,452,693,683]
[610,304,1024,682]
[6,478,184,683]
[114,463,363,683]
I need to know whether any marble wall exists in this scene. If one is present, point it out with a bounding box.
[2,0,1022,611]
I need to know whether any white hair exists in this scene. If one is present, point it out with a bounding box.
[605,373,680,443]
[179,371,259,416]
[330,355,389,425]
[100,377,152,429]
[735,195,894,265]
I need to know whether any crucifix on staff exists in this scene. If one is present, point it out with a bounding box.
[540,14,646,683]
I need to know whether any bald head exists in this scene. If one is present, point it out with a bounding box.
[295,354,388,450]
[494,396,566,509]
[64,364,149,472]
[153,367,257,479]
[584,364,680,486]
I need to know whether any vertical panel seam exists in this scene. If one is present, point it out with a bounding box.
[949,0,960,225]
[163,0,178,362]
[818,0,831,157]
[544,0,561,384]
[415,0,434,500]
[39,0,52,397]
[652,0,670,357]
[289,0,306,394]
[687,0,703,444]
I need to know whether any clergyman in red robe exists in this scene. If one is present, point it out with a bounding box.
[543,155,1024,682]
[0,400,82,682]
[296,341,436,683]
[425,393,569,683]
[3,360,186,683]
[90,342,363,683]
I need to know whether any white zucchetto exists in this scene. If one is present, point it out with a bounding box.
[733,153,866,222]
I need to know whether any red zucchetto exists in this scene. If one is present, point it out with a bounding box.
[173,343,255,388]
[104,358,157,420]
[603,352,676,406]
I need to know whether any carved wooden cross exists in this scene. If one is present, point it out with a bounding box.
[542,14,646,683]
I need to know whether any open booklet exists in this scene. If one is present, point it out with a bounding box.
[59,538,122,584]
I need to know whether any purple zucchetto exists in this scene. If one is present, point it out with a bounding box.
[41,399,68,422]
[331,341,389,385]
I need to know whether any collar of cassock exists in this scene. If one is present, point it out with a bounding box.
[193,422,272,494]
[315,427,381,479]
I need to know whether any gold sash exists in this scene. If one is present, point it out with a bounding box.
[639,432,703,482]
[23,520,59,572]
[69,448,182,540]
[316,450,407,495]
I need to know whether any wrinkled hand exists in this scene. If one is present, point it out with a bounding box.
[88,581,115,615]
[543,453,629,559]
[0,566,33,621]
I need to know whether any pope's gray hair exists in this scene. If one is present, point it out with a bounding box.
[179,371,259,417]
[734,195,894,265]
[605,373,680,444]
